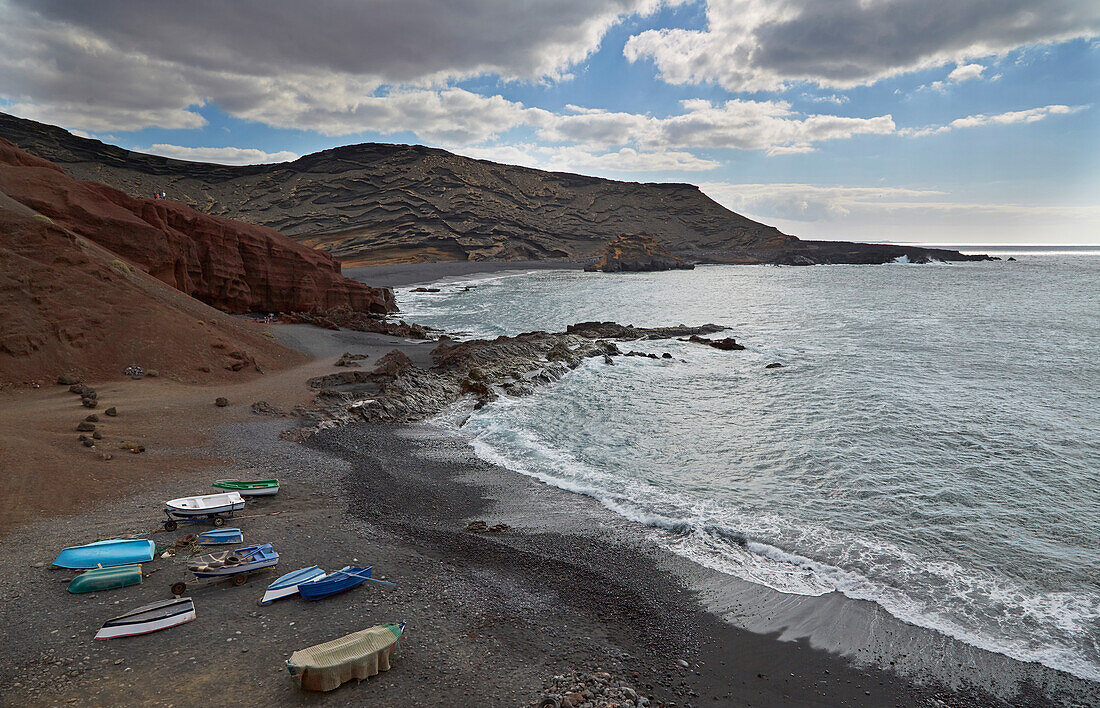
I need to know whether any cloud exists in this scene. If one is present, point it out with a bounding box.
[0,0,679,134]
[947,63,986,82]
[624,0,1100,91]
[457,144,721,173]
[903,104,1085,137]
[144,144,299,165]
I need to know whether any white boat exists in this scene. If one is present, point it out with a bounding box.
[165,492,245,517]
[261,565,327,605]
[95,597,196,639]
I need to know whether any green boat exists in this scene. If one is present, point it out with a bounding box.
[68,564,143,593]
[211,479,280,496]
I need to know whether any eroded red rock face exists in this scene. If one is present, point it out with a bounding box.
[0,139,394,314]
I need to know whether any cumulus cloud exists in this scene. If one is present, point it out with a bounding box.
[0,0,679,134]
[903,104,1085,137]
[144,144,299,165]
[625,0,1100,90]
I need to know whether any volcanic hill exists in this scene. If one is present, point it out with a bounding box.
[0,112,990,267]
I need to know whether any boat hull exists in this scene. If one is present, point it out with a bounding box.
[261,566,326,605]
[188,543,279,577]
[165,492,245,516]
[212,480,279,496]
[53,539,156,569]
[196,528,244,545]
[287,623,404,691]
[95,598,196,640]
[69,564,143,593]
[298,566,371,601]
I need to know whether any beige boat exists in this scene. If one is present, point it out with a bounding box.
[286,623,405,691]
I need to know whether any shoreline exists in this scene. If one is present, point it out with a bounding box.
[1,322,1096,705]
[345,259,583,289]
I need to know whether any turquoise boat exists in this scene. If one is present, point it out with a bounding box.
[69,564,143,593]
[52,539,156,569]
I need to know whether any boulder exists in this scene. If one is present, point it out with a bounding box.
[92,430,102,440]
[57,373,80,385]
[84,414,99,422]
[765,362,784,369]
[590,233,694,273]
[81,397,98,408]
[371,350,413,378]
[104,407,118,416]
[215,397,229,407]
[76,421,95,432]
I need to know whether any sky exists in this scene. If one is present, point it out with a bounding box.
[0,0,1097,245]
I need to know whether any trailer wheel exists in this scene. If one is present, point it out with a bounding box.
[171,582,187,596]
[232,574,247,587]
[213,516,226,527]
[164,520,178,532]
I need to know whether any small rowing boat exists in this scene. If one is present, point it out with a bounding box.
[212,479,279,496]
[69,564,143,593]
[261,566,326,605]
[53,538,156,569]
[188,543,279,578]
[287,623,405,691]
[165,492,245,517]
[196,528,243,545]
[298,565,394,600]
[95,597,195,640]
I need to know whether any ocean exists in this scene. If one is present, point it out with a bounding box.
[396,252,1100,682]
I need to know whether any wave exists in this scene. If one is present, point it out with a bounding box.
[433,387,1100,683]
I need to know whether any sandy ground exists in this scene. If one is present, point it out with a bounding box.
[1,317,1096,707]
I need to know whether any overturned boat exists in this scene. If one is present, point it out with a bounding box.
[68,564,143,593]
[287,623,405,691]
[53,538,156,569]
[95,597,196,640]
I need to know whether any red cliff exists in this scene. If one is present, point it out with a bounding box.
[0,139,394,314]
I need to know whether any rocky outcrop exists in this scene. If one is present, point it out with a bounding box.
[0,112,994,266]
[296,322,729,428]
[278,307,432,339]
[0,137,395,315]
[587,233,695,272]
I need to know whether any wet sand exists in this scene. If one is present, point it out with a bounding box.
[0,323,1095,706]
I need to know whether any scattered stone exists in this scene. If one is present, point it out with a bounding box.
[81,397,97,408]
[85,414,99,422]
[69,383,96,398]
[335,352,369,367]
[215,397,229,407]
[465,520,488,533]
[765,362,784,369]
[82,438,95,448]
[75,421,95,432]
[99,452,113,461]
[119,441,145,454]
[105,407,118,416]
[677,659,690,668]
[57,374,80,386]
[662,352,673,359]
[92,431,102,440]
[250,401,287,416]
[1007,257,1016,261]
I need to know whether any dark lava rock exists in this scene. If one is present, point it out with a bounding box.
[81,397,97,408]
[765,362,784,368]
[662,352,673,359]
[1007,257,1017,261]
[84,414,99,422]
[371,349,413,378]
[75,421,95,432]
[250,401,287,416]
[591,233,695,273]
[334,352,368,367]
[92,431,102,440]
[410,287,441,293]
[57,374,80,386]
[680,334,745,351]
[215,397,229,407]
[104,407,117,416]
[82,438,95,447]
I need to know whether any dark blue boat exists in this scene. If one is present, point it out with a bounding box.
[297,565,373,600]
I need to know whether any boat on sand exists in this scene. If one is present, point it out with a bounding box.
[165,492,245,516]
[69,564,143,593]
[53,538,156,569]
[212,479,279,496]
[187,543,279,578]
[287,623,405,691]
[196,528,243,545]
[261,566,326,605]
[95,597,196,640]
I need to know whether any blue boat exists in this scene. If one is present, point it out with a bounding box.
[298,566,376,600]
[188,543,279,578]
[261,566,327,605]
[196,528,243,545]
[53,539,156,569]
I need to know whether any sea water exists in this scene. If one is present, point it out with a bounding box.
[397,253,1100,681]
